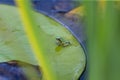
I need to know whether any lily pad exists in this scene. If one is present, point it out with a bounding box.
[0,5,86,80]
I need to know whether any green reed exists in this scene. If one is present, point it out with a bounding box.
[83,1,120,80]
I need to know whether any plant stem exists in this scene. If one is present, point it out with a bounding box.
[15,0,57,80]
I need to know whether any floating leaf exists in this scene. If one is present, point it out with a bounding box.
[0,5,86,80]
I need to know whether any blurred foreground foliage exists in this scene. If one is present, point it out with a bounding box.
[83,1,120,80]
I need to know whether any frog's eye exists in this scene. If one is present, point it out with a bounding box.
[56,37,63,46]
[56,37,62,41]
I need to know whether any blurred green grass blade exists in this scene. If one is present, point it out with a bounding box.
[84,1,120,80]
[84,2,105,80]
[15,0,57,80]
[106,2,120,80]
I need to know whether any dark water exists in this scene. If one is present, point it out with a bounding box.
[0,0,81,13]
[33,0,80,13]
